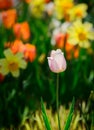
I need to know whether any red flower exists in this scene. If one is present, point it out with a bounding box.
[0,0,12,9]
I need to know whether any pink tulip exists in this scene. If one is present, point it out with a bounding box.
[47,49,67,73]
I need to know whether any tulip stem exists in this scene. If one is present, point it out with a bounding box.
[56,73,61,130]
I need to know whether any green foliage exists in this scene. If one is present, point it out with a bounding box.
[0,0,94,128]
[41,97,75,130]
[64,97,75,130]
[41,98,52,130]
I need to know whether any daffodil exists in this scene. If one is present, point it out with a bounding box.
[29,0,45,18]
[67,20,94,48]
[0,49,27,77]
[54,0,74,20]
[67,4,88,21]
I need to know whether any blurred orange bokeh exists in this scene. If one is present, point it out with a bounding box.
[2,9,17,29]
[55,33,79,60]
[13,22,31,41]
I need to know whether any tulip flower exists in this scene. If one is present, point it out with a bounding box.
[0,0,12,9]
[47,49,67,130]
[2,9,17,29]
[0,0,19,9]
[10,39,25,54]
[47,49,67,73]
[13,22,30,41]
[24,44,36,62]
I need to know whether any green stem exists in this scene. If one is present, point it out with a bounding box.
[56,73,61,130]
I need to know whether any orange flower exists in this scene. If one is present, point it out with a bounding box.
[0,73,5,82]
[2,9,17,29]
[73,47,79,59]
[65,43,79,60]
[65,42,74,52]
[6,40,36,62]
[13,22,30,41]
[5,39,36,62]
[0,0,12,9]
[55,33,65,48]
[55,33,69,48]
[5,40,25,53]
[24,44,36,62]
[10,39,25,54]
[55,33,79,60]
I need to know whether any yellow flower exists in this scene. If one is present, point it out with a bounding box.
[29,0,45,18]
[67,4,88,21]
[0,49,27,77]
[67,20,94,48]
[54,0,74,20]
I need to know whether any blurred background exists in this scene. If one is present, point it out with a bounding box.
[0,0,94,129]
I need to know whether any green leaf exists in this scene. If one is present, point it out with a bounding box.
[41,98,52,130]
[64,97,75,130]
[91,112,94,130]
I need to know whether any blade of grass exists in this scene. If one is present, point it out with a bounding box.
[90,112,94,130]
[41,98,52,130]
[64,97,75,130]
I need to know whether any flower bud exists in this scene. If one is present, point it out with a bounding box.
[47,49,67,73]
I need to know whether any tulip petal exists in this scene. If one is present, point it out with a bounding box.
[47,49,67,73]
[48,58,60,73]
